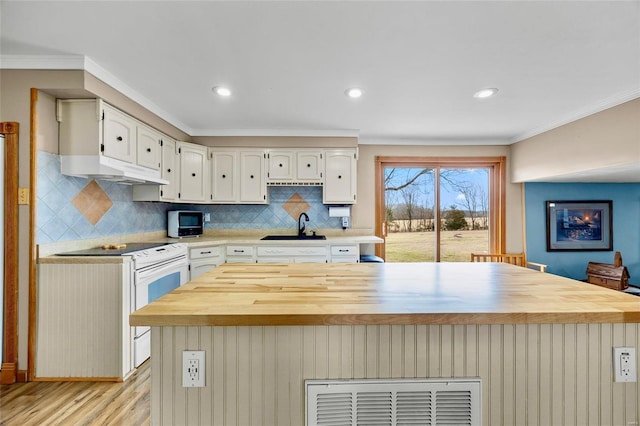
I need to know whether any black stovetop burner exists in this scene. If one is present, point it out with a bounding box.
[56,242,170,256]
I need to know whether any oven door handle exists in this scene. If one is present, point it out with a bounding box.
[135,256,187,282]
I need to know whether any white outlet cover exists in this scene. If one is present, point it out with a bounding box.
[613,347,637,382]
[183,350,206,387]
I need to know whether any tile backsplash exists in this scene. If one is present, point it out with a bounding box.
[37,151,341,244]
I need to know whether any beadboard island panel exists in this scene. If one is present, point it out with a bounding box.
[152,323,640,426]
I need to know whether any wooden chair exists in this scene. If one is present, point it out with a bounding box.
[470,253,547,272]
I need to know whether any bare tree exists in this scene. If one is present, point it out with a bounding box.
[454,183,481,230]
[400,186,419,232]
[478,185,488,229]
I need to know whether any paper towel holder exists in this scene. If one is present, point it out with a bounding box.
[328,206,350,217]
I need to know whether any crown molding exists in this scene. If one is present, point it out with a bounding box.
[190,128,360,138]
[512,88,640,143]
[0,54,88,69]
[0,54,194,135]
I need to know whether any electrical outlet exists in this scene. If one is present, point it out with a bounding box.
[183,350,205,387]
[341,216,350,229]
[613,347,637,382]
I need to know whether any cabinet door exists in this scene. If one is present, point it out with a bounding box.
[160,138,179,201]
[239,151,266,203]
[178,142,209,202]
[296,151,323,181]
[268,150,294,181]
[102,104,136,163]
[210,150,237,202]
[136,125,162,170]
[190,260,221,280]
[323,149,357,204]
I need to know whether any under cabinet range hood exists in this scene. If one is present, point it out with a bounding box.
[60,155,169,185]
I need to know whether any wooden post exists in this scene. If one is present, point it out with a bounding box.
[0,122,19,384]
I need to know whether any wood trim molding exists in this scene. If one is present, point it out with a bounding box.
[374,157,385,258]
[0,121,19,385]
[28,89,38,382]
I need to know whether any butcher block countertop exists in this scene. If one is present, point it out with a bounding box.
[129,262,640,327]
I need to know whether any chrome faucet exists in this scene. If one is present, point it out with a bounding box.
[298,212,309,237]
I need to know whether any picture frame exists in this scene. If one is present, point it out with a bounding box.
[546,200,613,251]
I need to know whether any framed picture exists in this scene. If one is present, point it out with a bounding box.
[546,200,613,251]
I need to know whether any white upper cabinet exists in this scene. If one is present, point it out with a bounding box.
[239,150,267,204]
[136,125,162,171]
[132,136,180,202]
[209,148,266,204]
[267,150,294,181]
[267,149,323,184]
[178,142,209,202]
[210,149,237,203]
[296,150,323,181]
[58,99,169,185]
[159,138,179,201]
[102,103,137,164]
[323,149,357,204]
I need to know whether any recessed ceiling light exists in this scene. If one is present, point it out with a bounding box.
[473,88,499,99]
[345,88,363,99]
[212,86,232,97]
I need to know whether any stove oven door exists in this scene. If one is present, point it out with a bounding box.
[133,256,188,367]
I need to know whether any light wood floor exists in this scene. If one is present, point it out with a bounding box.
[0,362,150,425]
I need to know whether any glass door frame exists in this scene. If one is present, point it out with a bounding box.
[374,156,506,261]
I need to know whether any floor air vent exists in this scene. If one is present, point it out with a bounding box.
[306,378,481,426]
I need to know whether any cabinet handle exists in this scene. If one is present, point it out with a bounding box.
[201,251,212,254]
[222,174,226,178]
[250,175,254,179]
[167,168,171,173]
[192,173,196,177]
[116,136,123,141]
[147,148,151,152]
[339,249,349,252]
[234,249,245,253]
[307,163,311,167]
[338,175,342,179]
[279,163,283,167]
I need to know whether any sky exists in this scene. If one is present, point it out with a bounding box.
[384,167,489,211]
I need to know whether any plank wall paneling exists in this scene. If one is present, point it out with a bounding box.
[36,262,132,380]
[151,323,640,426]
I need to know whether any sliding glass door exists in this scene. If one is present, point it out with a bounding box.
[376,157,505,262]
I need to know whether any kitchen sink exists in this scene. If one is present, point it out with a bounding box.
[261,234,326,241]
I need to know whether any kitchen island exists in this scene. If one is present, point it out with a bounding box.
[130,262,640,426]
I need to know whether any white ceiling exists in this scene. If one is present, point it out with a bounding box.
[1,1,639,146]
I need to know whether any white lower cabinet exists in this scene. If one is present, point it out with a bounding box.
[189,245,225,280]
[330,245,360,263]
[257,246,328,263]
[225,245,256,263]
[190,242,361,268]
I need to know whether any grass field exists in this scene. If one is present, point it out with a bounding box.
[384,230,489,262]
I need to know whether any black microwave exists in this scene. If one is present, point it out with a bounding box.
[167,210,204,238]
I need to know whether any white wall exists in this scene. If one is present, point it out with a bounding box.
[511,97,640,182]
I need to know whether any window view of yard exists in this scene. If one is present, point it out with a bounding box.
[384,166,490,262]
[385,229,489,262]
